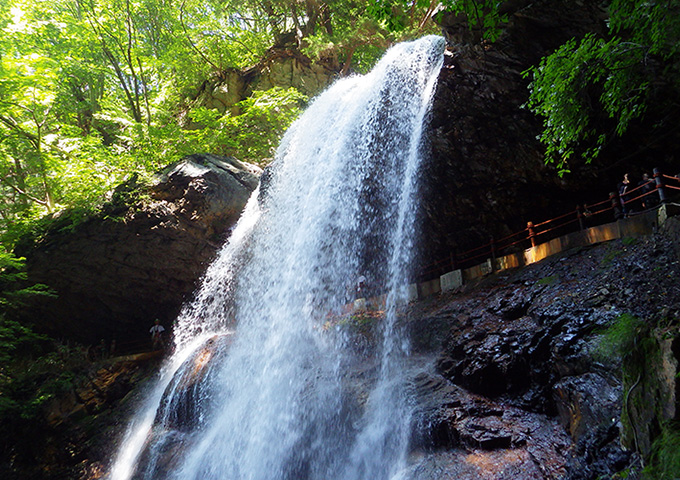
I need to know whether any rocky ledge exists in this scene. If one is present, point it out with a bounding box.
[15,154,261,347]
[14,218,680,480]
[400,217,680,479]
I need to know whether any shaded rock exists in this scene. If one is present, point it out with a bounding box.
[436,312,538,397]
[410,370,571,479]
[407,448,547,480]
[16,154,261,346]
[418,0,678,274]
[553,372,621,442]
[622,329,680,458]
[185,47,337,122]
[155,334,234,431]
[407,220,680,479]
[74,351,163,418]
[563,422,638,480]
[411,371,566,451]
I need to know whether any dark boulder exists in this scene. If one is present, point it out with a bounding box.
[410,370,572,480]
[552,372,621,443]
[16,154,261,347]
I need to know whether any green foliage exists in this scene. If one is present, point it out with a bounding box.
[622,237,637,247]
[123,87,307,168]
[302,0,441,74]
[524,0,680,173]
[0,325,88,463]
[593,313,645,361]
[363,0,507,44]
[302,16,391,75]
[438,0,507,42]
[183,87,308,164]
[644,423,680,480]
[367,0,438,33]
[0,0,452,248]
[0,250,54,316]
[0,316,49,364]
[536,274,558,285]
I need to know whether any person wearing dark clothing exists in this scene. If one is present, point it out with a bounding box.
[638,173,657,209]
[582,204,593,228]
[618,173,632,216]
[150,319,166,350]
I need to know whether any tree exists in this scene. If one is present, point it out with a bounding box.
[0,0,456,247]
[523,0,680,173]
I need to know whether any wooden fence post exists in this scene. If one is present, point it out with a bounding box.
[654,167,667,204]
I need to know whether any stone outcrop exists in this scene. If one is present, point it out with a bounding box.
[16,154,261,346]
[410,371,573,479]
[402,218,680,479]
[185,47,338,123]
[15,219,680,480]
[621,327,680,458]
[418,0,678,273]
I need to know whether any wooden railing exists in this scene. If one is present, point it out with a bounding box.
[417,168,680,281]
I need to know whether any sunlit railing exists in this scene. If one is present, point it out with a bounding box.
[416,168,680,281]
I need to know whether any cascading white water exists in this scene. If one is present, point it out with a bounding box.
[110,35,444,480]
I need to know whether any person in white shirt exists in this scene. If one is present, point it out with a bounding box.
[150,319,165,350]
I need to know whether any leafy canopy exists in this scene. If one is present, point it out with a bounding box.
[524,0,680,174]
[0,0,453,249]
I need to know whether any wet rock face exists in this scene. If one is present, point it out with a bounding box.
[552,372,621,442]
[131,335,234,480]
[407,219,680,478]
[417,0,680,272]
[410,372,572,480]
[17,154,261,346]
[155,335,234,431]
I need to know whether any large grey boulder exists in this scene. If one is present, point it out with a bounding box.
[16,154,261,347]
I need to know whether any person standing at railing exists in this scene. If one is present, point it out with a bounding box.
[582,204,594,228]
[356,275,367,299]
[618,173,632,217]
[638,173,657,209]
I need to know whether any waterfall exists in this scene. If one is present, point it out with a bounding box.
[110,35,444,480]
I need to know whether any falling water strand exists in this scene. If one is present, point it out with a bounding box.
[110,35,445,480]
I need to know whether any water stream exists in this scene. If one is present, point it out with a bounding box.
[110,35,445,480]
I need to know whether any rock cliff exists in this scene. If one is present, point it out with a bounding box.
[15,154,261,346]
[184,47,337,123]
[400,217,680,479]
[37,216,675,480]
[419,0,679,273]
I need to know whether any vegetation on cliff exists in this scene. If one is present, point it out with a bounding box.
[0,0,443,249]
[4,0,678,246]
[524,0,680,174]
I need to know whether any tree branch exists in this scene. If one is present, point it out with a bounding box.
[179,0,221,71]
[0,175,49,206]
